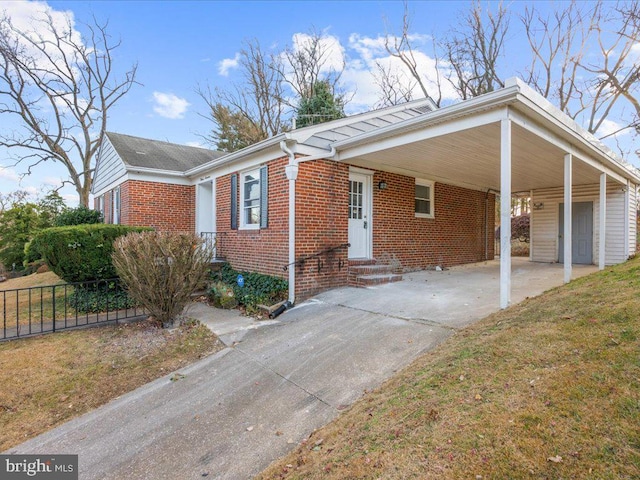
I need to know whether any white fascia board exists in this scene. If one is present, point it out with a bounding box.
[336,108,510,162]
[127,170,192,186]
[185,135,286,178]
[191,146,286,183]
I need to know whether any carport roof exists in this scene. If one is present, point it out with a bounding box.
[327,78,640,193]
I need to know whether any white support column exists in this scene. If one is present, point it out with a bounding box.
[599,173,606,270]
[500,117,512,309]
[564,153,572,283]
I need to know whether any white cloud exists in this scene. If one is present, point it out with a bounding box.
[290,32,346,73]
[152,92,190,119]
[343,33,459,111]
[218,53,240,76]
[185,141,206,148]
[0,166,20,183]
[0,0,82,72]
[598,118,630,140]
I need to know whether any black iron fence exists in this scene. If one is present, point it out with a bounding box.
[1,278,145,341]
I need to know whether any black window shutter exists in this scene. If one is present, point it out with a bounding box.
[230,173,238,230]
[260,165,268,228]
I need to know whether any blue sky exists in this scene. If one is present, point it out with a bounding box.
[0,0,633,206]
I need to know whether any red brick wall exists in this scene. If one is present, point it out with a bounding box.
[216,157,289,279]
[293,160,349,296]
[372,171,495,269]
[216,158,350,299]
[120,180,195,232]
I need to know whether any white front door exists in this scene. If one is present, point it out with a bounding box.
[348,172,372,258]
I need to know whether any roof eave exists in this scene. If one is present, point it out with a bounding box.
[185,134,287,178]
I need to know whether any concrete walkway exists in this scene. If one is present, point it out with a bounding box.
[7,259,598,479]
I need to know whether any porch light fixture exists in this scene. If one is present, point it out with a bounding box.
[378,180,388,190]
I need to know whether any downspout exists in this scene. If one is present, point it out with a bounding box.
[280,140,336,305]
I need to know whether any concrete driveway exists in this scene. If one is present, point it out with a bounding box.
[7,258,597,479]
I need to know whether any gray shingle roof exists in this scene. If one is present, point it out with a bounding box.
[106,132,223,172]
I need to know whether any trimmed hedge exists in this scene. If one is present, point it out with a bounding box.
[30,224,151,283]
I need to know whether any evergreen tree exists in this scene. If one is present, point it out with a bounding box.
[295,81,346,128]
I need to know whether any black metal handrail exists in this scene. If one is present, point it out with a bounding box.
[283,243,350,271]
[1,278,145,341]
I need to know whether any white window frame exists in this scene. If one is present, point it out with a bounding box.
[415,179,434,219]
[240,167,261,230]
[98,195,105,218]
[112,186,121,225]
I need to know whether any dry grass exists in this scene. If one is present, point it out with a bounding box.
[259,258,640,479]
[0,319,223,450]
[0,271,68,328]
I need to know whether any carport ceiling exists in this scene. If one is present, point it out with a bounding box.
[342,121,609,193]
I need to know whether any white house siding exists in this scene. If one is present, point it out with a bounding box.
[629,184,638,257]
[531,183,629,265]
[92,137,127,195]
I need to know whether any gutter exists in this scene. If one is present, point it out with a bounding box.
[280,140,337,305]
[185,134,287,178]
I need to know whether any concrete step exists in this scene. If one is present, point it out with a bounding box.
[348,258,377,267]
[349,263,400,276]
[353,273,403,287]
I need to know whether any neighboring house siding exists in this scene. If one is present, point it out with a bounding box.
[530,184,629,265]
[629,185,638,257]
[121,180,195,232]
[371,172,495,269]
[93,138,127,194]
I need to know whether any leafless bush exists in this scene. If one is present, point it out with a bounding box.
[112,231,213,327]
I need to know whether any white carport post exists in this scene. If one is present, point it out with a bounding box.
[500,116,512,309]
[564,154,572,283]
[599,173,607,270]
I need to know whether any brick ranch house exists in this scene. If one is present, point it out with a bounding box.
[93,78,640,308]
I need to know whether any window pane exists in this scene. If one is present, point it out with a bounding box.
[415,184,430,199]
[415,199,431,215]
[242,169,261,226]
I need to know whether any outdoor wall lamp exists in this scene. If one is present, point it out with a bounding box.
[378,180,388,190]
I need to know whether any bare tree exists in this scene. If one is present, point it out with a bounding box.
[581,2,640,137]
[198,38,286,152]
[383,2,444,106]
[280,28,345,102]
[442,0,509,100]
[0,12,137,206]
[521,0,594,114]
[373,60,416,107]
[0,190,29,212]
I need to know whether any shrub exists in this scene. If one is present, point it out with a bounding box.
[112,231,213,327]
[30,224,150,283]
[214,264,288,313]
[67,281,137,313]
[495,214,530,243]
[210,281,238,309]
[55,206,103,226]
